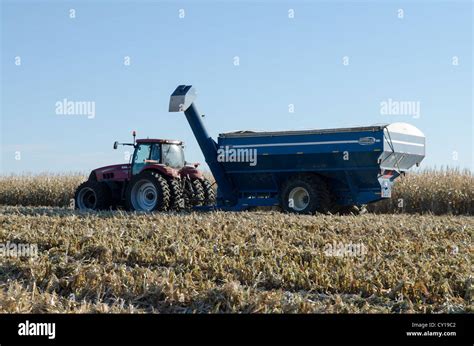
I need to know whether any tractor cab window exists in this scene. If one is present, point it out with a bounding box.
[132,143,152,175]
[150,144,161,162]
[162,144,185,169]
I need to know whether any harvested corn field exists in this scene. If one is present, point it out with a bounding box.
[0,207,472,313]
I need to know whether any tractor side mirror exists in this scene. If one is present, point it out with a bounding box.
[113,141,118,150]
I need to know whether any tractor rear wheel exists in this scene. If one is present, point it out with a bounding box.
[125,171,170,212]
[280,174,330,214]
[202,178,216,206]
[190,179,205,206]
[75,180,112,211]
[183,178,206,208]
[167,178,184,211]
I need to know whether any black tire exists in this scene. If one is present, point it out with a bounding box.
[330,204,368,215]
[167,178,184,211]
[75,180,112,211]
[125,171,170,212]
[183,178,205,208]
[191,179,205,206]
[279,174,331,214]
[202,178,216,206]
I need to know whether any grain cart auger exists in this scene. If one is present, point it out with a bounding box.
[170,85,426,214]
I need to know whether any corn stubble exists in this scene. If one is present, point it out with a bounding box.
[0,207,472,313]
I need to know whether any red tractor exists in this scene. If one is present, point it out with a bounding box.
[74,132,215,211]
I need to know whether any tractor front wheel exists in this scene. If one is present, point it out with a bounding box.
[75,180,112,211]
[125,171,170,212]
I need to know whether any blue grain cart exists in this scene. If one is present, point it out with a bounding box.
[169,85,425,214]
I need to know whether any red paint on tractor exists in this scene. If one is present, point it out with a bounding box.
[94,162,203,182]
[135,138,182,145]
[141,164,181,179]
[93,164,131,182]
[179,165,203,180]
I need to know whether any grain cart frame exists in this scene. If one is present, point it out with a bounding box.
[169,85,425,214]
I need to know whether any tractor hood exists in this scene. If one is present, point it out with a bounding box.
[93,164,130,181]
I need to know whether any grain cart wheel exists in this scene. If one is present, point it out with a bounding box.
[167,178,184,211]
[125,171,170,212]
[280,175,330,214]
[202,178,216,206]
[75,181,112,211]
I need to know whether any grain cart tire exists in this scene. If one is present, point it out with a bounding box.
[125,171,170,212]
[75,180,112,211]
[167,178,184,210]
[202,178,216,206]
[280,175,330,214]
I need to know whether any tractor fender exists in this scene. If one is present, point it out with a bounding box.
[88,171,97,181]
[140,164,180,179]
[179,165,203,180]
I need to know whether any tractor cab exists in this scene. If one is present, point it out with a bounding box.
[131,139,185,175]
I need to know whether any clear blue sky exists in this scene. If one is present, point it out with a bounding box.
[1,0,472,174]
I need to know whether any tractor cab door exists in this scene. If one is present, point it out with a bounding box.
[131,143,162,176]
[131,143,152,176]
